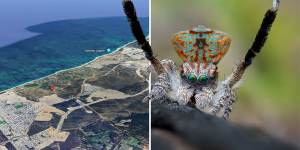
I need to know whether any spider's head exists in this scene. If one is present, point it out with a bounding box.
[172,25,230,84]
[180,62,218,85]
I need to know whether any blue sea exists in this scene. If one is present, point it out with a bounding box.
[0,17,149,91]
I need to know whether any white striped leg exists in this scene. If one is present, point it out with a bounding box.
[143,73,170,103]
[210,83,236,119]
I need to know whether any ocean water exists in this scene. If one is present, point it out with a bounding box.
[0,17,149,91]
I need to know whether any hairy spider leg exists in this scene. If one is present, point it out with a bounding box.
[143,60,178,103]
[212,0,280,119]
[122,0,165,75]
[226,0,279,88]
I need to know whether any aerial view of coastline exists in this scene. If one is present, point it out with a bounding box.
[0,0,148,91]
[0,17,148,91]
[0,0,149,149]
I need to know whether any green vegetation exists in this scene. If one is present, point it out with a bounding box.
[14,102,24,109]
[125,136,140,148]
[0,119,7,125]
[24,83,39,88]
[86,132,111,149]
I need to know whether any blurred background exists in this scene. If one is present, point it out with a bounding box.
[151,0,300,145]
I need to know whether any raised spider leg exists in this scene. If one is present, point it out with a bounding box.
[226,0,280,88]
[212,0,280,119]
[123,0,169,103]
[273,0,280,11]
[122,0,165,75]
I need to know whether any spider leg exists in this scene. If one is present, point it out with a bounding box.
[195,88,213,111]
[143,72,170,103]
[212,15,284,119]
[244,0,279,67]
[160,59,195,105]
[176,86,194,106]
[122,0,165,75]
[273,0,280,11]
[210,84,236,119]
[226,0,280,88]
[144,59,176,103]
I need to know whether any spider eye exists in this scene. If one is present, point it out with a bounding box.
[198,75,208,83]
[187,73,197,82]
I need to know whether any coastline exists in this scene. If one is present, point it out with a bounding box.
[0,38,149,149]
[0,17,149,91]
[0,39,138,93]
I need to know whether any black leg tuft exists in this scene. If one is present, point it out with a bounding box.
[244,7,278,67]
[122,0,165,74]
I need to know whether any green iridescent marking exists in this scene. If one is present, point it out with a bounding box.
[210,35,219,41]
[198,75,208,83]
[188,73,197,82]
[198,42,203,48]
[202,34,208,38]
[209,44,217,51]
